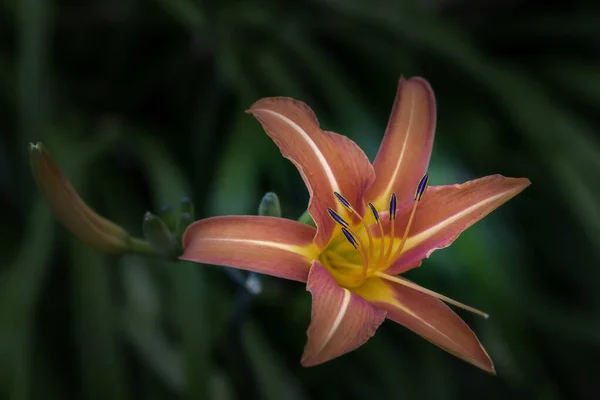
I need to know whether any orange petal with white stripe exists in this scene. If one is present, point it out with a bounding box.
[366,77,436,210]
[247,98,375,248]
[301,261,386,366]
[354,277,495,373]
[387,174,531,274]
[180,216,318,283]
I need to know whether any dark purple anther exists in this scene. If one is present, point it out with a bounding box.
[328,207,349,227]
[415,173,429,201]
[341,227,358,248]
[389,193,397,220]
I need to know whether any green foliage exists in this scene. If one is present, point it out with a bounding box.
[2,0,600,399]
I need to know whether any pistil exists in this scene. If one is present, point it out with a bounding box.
[374,271,489,318]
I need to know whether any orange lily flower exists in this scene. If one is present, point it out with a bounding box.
[181,77,530,372]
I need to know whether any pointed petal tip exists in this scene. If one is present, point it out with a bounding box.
[245,98,268,114]
[404,75,431,85]
[299,355,319,368]
[367,75,437,209]
[476,352,496,375]
[467,333,495,374]
[247,96,295,112]
[478,339,496,375]
[467,357,495,375]
[501,175,532,192]
[397,76,434,97]
[397,75,432,85]
[299,353,329,368]
[355,278,496,374]
[246,96,375,248]
[299,351,351,367]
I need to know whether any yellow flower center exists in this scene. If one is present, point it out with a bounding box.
[315,176,490,320]
[320,174,429,289]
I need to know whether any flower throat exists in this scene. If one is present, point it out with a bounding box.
[325,173,488,319]
[327,173,430,284]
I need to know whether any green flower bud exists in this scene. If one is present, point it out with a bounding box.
[258,192,281,218]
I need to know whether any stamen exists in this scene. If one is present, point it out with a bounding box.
[369,203,385,269]
[394,173,430,257]
[341,227,358,248]
[341,227,369,281]
[414,173,429,201]
[368,203,379,222]
[330,212,368,261]
[327,208,349,227]
[333,192,375,265]
[374,271,489,319]
[389,193,397,220]
[383,193,397,264]
[333,192,351,208]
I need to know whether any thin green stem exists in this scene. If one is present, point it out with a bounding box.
[128,238,160,256]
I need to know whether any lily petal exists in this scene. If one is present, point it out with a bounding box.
[354,277,495,373]
[181,216,317,282]
[387,175,530,274]
[301,261,386,367]
[366,77,436,210]
[248,98,374,248]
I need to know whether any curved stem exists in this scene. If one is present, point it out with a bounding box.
[129,237,160,256]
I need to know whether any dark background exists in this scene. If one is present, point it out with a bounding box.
[2,0,600,399]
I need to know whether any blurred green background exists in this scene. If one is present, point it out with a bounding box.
[2,0,600,399]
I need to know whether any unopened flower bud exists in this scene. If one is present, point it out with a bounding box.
[29,142,133,253]
[258,192,281,218]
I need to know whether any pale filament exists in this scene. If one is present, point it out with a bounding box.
[372,209,385,270]
[374,271,489,319]
[385,173,429,266]
[383,208,396,266]
[391,200,419,259]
